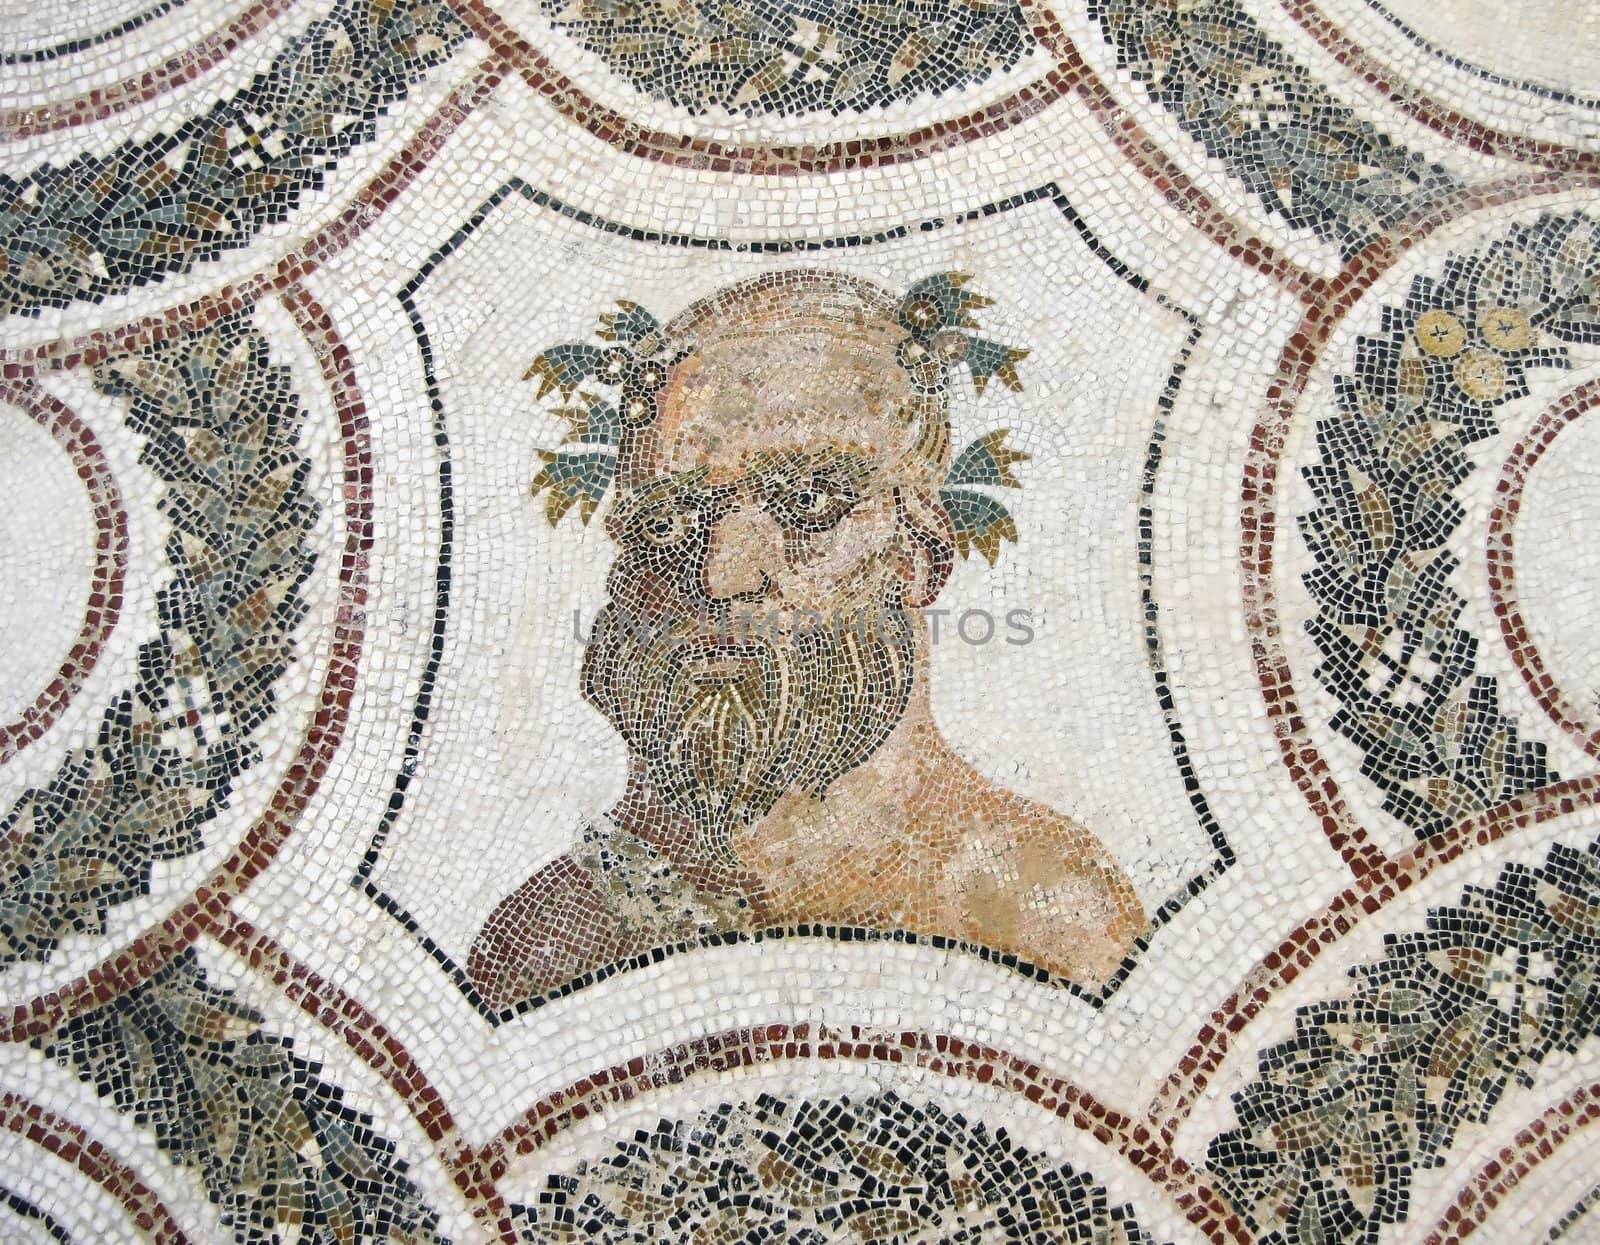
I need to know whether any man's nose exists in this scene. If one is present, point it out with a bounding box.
[702,503,783,601]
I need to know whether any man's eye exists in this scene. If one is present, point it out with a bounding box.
[792,488,829,515]
[636,511,695,546]
[774,479,856,529]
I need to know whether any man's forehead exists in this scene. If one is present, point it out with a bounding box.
[656,337,915,470]
[665,410,900,471]
[626,444,879,496]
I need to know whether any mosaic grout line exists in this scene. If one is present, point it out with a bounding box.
[1148,770,1600,1137]
[0,1089,193,1243]
[1277,0,1600,156]
[1419,1081,1600,1244]
[363,178,1234,1021]
[1485,377,1600,762]
[0,0,191,67]
[0,0,301,140]
[0,379,129,764]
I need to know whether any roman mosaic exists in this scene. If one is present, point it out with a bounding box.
[1,0,1598,1241]
[468,269,1147,1010]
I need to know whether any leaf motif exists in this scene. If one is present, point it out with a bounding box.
[205,1079,245,1168]
[733,53,794,106]
[556,393,622,446]
[828,56,876,104]
[530,449,616,525]
[965,337,1028,393]
[901,272,977,331]
[597,299,660,348]
[39,951,447,1241]
[940,487,1018,565]
[164,987,261,1045]
[947,427,1029,489]
[1539,300,1600,345]
[753,1147,835,1208]
[523,343,604,400]
[317,1171,359,1245]
[887,31,934,87]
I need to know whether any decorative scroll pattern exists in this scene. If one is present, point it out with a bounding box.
[0,314,316,964]
[539,0,1032,115]
[514,1090,1154,1244]
[1298,213,1600,837]
[1209,837,1600,1243]
[1091,0,1457,254]
[0,0,465,316]
[42,949,447,1244]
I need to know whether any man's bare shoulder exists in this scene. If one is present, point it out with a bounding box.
[908,767,1148,985]
[911,753,1140,896]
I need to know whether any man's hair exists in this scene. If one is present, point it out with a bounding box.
[616,270,951,488]
[527,267,1027,565]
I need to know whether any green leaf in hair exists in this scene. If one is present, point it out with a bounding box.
[947,428,1029,489]
[597,300,662,351]
[523,344,605,400]
[963,338,1029,394]
[939,487,1020,566]
[555,393,622,447]
[898,272,994,337]
[522,275,1031,561]
[531,449,616,525]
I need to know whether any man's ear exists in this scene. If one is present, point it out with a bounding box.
[894,487,955,609]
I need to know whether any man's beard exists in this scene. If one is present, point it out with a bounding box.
[582,596,915,859]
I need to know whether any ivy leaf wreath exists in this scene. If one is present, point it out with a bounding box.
[526,273,1029,562]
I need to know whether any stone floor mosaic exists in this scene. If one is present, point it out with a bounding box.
[1,0,1598,1240]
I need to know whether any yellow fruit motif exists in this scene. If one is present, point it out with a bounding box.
[1478,305,1533,351]
[1415,309,1466,357]
[1453,348,1508,401]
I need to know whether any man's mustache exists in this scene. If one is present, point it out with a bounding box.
[579,589,917,850]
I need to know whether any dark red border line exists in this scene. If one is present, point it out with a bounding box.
[1240,171,1600,881]
[1423,1080,1600,1244]
[1168,175,1600,1125]
[1147,770,1600,1135]
[0,1090,193,1244]
[1279,0,1600,172]
[17,0,1600,383]
[0,0,299,139]
[478,1022,1252,1245]
[0,380,128,765]
[412,0,1324,301]
[0,27,1316,380]
[209,906,521,1245]
[1486,377,1600,761]
[0,56,504,377]
[1100,173,1600,1138]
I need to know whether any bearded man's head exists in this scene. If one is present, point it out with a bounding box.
[579,271,958,854]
